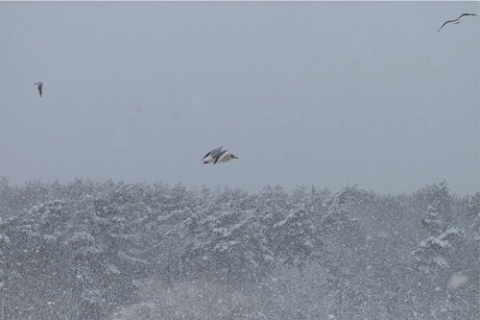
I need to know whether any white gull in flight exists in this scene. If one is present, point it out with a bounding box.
[202,146,238,165]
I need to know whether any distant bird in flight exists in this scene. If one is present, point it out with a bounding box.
[202,146,238,165]
[34,82,43,97]
[437,13,477,33]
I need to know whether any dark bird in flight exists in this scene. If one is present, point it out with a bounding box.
[437,13,477,33]
[34,82,43,97]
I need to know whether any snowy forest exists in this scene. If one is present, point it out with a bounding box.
[0,178,478,320]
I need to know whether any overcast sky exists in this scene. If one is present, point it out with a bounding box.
[1,1,478,195]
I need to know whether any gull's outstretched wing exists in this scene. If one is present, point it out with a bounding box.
[213,149,228,165]
[202,146,223,160]
[457,13,477,20]
[437,20,454,33]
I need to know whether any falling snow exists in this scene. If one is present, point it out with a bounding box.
[0,179,478,319]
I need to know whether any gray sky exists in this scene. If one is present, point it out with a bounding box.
[1,1,479,195]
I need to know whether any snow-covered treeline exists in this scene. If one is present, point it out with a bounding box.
[0,178,478,320]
